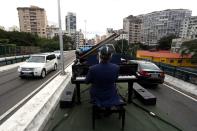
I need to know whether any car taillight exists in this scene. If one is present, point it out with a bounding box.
[139,70,150,77]
[160,71,165,78]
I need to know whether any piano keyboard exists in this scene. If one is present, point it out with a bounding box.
[75,75,136,81]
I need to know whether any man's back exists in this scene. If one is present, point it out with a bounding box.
[88,63,119,87]
[86,62,122,107]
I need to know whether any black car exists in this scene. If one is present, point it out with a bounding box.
[128,60,165,86]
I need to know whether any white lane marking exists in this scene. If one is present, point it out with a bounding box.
[164,83,197,102]
[0,70,61,122]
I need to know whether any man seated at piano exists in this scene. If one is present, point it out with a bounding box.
[85,45,124,109]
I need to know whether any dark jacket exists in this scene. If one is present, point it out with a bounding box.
[86,62,123,107]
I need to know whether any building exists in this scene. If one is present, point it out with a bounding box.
[187,16,197,39]
[137,50,196,67]
[115,29,128,41]
[123,15,142,44]
[75,30,84,48]
[101,35,107,41]
[46,25,59,39]
[65,12,76,34]
[140,9,192,46]
[95,34,101,44]
[106,28,114,37]
[17,6,47,37]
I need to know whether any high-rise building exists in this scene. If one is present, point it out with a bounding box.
[140,9,192,46]
[187,16,197,39]
[75,30,84,48]
[123,15,142,44]
[17,6,48,37]
[65,12,76,34]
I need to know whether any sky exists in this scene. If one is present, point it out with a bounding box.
[0,0,197,38]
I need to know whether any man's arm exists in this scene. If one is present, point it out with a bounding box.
[85,67,93,84]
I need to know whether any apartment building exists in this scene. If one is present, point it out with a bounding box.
[65,12,76,34]
[123,15,142,44]
[75,30,85,48]
[187,16,197,39]
[140,9,192,46]
[17,6,47,37]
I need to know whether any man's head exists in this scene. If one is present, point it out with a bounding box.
[99,45,113,62]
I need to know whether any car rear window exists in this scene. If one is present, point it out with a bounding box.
[28,56,45,63]
[139,62,160,71]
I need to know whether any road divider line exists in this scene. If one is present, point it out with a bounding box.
[164,83,197,102]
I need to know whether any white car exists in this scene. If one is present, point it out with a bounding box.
[53,50,61,59]
[18,53,58,78]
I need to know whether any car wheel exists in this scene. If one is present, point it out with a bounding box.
[41,69,46,78]
[53,64,57,71]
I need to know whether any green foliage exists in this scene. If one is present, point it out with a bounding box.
[114,39,148,59]
[180,39,197,63]
[114,39,129,53]
[53,35,74,50]
[0,30,74,53]
[158,34,177,50]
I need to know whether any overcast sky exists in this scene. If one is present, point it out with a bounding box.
[0,0,197,38]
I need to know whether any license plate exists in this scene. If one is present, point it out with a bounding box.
[151,74,158,78]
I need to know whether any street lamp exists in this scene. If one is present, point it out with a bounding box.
[57,0,65,75]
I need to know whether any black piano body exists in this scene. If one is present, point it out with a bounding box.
[71,33,138,104]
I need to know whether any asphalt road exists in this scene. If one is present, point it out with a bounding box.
[142,83,197,131]
[0,52,197,131]
[0,51,75,118]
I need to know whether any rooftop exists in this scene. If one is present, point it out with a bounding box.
[137,50,192,59]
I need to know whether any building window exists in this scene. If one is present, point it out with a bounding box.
[170,60,174,63]
[178,60,182,63]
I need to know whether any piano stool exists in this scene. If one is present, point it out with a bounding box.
[133,86,156,105]
[59,85,76,108]
[92,105,126,130]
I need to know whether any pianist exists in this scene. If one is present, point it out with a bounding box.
[85,45,124,108]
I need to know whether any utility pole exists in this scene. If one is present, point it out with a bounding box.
[84,20,87,44]
[57,0,65,75]
[121,31,123,53]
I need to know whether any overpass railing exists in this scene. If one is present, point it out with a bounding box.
[155,62,197,85]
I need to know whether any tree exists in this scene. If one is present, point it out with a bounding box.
[158,34,177,50]
[114,39,129,53]
[53,34,74,50]
[114,40,148,59]
[180,39,197,64]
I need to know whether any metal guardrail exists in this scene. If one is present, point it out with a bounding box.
[155,62,197,85]
[0,55,30,66]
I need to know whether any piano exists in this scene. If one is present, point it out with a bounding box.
[71,33,138,104]
[71,64,138,83]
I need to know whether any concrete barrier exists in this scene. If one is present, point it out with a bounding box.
[0,64,73,131]
[165,74,197,96]
[0,55,29,66]
[0,62,25,72]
